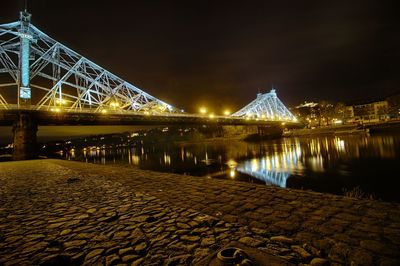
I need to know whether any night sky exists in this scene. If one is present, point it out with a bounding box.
[1,0,399,113]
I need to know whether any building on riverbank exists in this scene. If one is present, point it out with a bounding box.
[347,100,389,124]
[293,96,398,128]
[386,93,400,119]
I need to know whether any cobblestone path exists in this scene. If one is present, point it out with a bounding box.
[0,159,399,265]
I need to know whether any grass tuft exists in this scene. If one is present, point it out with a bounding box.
[342,186,376,200]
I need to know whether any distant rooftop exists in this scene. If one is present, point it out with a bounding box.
[295,101,318,108]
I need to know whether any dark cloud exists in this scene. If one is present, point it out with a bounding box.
[1,0,399,112]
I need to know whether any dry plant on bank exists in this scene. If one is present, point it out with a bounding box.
[342,186,376,200]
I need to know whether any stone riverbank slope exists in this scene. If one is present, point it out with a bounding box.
[0,160,399,265]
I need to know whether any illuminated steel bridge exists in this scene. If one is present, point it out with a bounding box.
[0,10,178,114]
[0,10,300,160]
[0,10,296,122]
[232,89,296,122]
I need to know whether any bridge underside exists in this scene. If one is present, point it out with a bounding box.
[1,110,301,160]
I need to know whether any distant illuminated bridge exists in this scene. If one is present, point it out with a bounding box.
[232,89,296,121]
[0,10,299,159]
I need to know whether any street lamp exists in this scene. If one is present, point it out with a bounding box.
[223,110,231,116]
[200,107,207,114]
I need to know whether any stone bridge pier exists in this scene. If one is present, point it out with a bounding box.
[257,125,284,138]
[12,112,38,160]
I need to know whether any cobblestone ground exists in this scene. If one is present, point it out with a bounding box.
[0,160,399,266]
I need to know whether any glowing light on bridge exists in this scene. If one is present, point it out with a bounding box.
[110,102,120,108]
[50,107,61,113]
[200,107,207,114]
[55,99,67,105]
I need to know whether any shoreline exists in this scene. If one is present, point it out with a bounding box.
[1,159,399,265]
[283,121,400,138]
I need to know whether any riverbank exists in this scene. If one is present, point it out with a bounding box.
[0,159,399,265]
[283,125,364,137]
[283,121,400,137]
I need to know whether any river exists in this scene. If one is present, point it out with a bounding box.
[59,134,400,202]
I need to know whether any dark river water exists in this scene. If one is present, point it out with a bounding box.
[61,134,400,202]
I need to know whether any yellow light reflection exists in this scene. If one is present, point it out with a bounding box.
[230,169,235,179]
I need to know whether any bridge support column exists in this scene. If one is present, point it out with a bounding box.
[257,126,283,139]
[12,112,38,160]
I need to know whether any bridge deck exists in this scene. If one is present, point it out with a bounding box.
[0,109,301,127]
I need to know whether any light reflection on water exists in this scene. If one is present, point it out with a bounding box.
[236,139,303,187]
[65,134,400,201]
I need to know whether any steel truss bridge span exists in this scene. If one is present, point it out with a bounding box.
[232,89,296,121]
[0,11,178,114]
[0,11,297,123]
[0,10,300,160]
